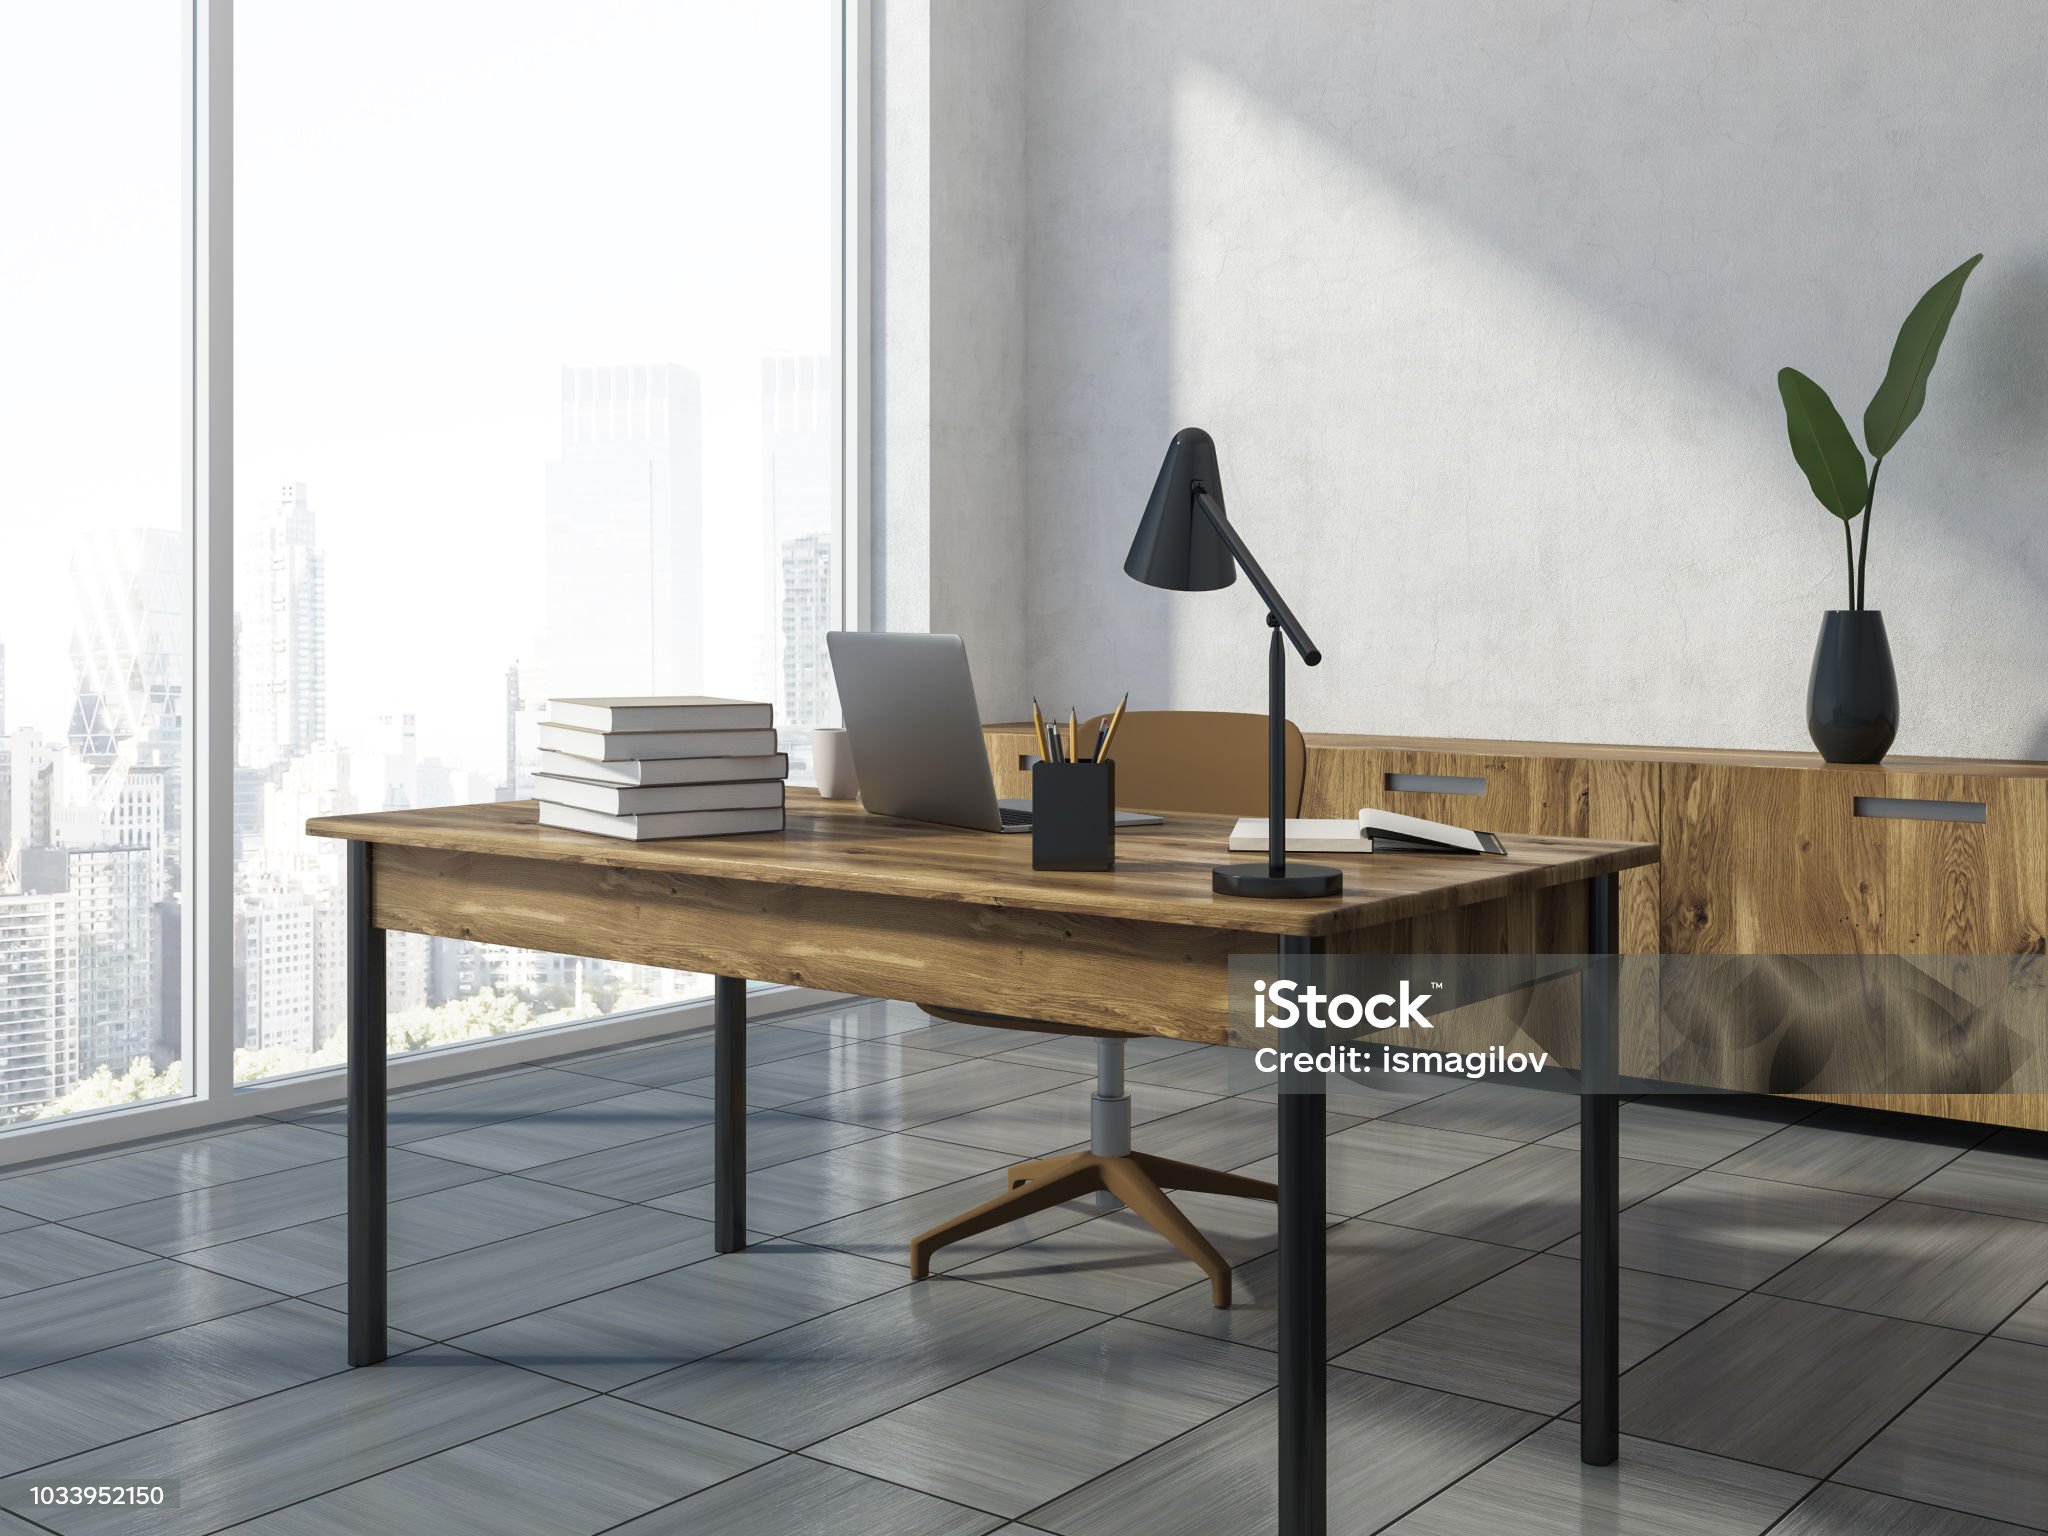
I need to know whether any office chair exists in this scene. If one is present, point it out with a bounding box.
[908,710,1307,1307]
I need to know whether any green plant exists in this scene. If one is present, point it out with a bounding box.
[1777,253,1982,610]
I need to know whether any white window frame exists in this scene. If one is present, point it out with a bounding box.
[0,0,872,1169]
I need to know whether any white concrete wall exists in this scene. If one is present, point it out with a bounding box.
[872,0,1030,717]
[1001,0,2048,756]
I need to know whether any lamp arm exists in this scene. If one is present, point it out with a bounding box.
[1193,488,1321,665]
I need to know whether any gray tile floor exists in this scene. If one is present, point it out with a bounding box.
[0,998,2043,1536]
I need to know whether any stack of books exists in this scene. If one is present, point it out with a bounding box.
[534,697,788,841]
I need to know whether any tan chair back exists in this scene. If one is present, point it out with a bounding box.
[1075,710,1306,818]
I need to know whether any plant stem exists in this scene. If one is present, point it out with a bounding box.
[1842,518,1855,608]
[1855,457,1884,610]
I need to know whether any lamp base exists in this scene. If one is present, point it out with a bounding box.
[1211,862,1344,899]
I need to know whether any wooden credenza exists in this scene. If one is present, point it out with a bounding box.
[984,725,2048,1130]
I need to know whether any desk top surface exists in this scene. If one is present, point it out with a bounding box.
[308,792,1656,937]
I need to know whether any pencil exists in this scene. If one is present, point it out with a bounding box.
[1069,706,1080,762]
[1031,698,1050,763]
[1098,692,1130,762]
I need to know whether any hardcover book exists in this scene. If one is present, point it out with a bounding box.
[547,696,774,733]
[535,749,789,786]
[536,802,787,841]
[535,723,780,762]
[534,775,785,817]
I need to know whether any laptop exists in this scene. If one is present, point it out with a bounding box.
[826,631,1164,834]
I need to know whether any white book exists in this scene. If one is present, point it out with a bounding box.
[536,775,784,817]
[536,723,779,762]
[1228,808,1506,856]
[536,749,789,786]
[548,696,773,733]
[537,802,786,841]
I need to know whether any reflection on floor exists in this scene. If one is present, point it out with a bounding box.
[0,998,2043,1536]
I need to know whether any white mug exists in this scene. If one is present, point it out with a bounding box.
[813,727,858,800]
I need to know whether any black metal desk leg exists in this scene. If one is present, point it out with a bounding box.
[346,840,387,1367]
[1277,933,1326,1536]
[714,975,747,1252]
[1581,871,1621,1464]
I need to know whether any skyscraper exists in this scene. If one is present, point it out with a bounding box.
[0,642,10,854]
[499,658,545,801]
[238,483,327,770]
[543,364,704,697]
[20,845,155,1078]
[761,356,836,728]
[780,533,835,731]
[235,883,318,1054]
[0,886,74,1120]
[68,530,185,768]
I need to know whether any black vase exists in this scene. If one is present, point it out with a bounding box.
[1807,610,1899,763]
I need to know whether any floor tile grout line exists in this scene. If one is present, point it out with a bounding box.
[1979,1280,2048,1341]
[1888,1189,2048,1231]
[33,1151,505,1262]
[1755,1484,2048,1536]
[0,1297,396,1480]
[558,1030,984,1102]
[1798,1334,2025,1522]
[158,1190,642,1298]
[1749,1192,2048,1326]
[0,1116,349,1184]
[1,1124,566,1231]
[0,1263,282,1339]
[0,1140,353,1227]
[537,1017,993,1092]
[1355,1410,1564,1536]
[0,1285,294,1385]
[573,1450,803,1536]
[1599,1262,1997,1339]
[1692,1108,1995,1187]
[289,1231,1107,1389]
[762,1065,1098,1133]
[605,1278,1117,1459]
[285,1073,723,1148]
[643,1147,1024,1244]
[137,1354,606,1536]
[0,1245,173,1308]
[508,1116,897,1199]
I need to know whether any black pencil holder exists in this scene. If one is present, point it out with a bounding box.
[1031,759,1115,871]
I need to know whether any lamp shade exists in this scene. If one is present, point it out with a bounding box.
[1125,427,1236,592]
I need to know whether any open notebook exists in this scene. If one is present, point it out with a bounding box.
[1227,807,1506,856]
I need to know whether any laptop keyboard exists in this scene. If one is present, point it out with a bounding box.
[998,805,1034,827]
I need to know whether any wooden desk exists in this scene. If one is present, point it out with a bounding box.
[309,794,1656,1536]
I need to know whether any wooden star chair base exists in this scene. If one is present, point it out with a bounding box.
[909,1143,1278,1307]
[904,712,1309,1310]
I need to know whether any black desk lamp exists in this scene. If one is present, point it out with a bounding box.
[1126,427,1343,898]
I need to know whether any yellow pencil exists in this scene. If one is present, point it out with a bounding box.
[1031,698,1050,763]
[1098,693,1130,762]
[1069,706,1080,762]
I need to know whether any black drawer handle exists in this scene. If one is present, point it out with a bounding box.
[1853,795,1986,824]
[1386,772,1486,796]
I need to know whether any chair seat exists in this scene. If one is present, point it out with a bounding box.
[915,1004,1140,1040]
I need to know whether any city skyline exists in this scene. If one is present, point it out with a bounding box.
[2,348,838,1124]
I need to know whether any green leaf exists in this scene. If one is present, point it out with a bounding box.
[1778,367,1868,521]
[1863,253,1982,458]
